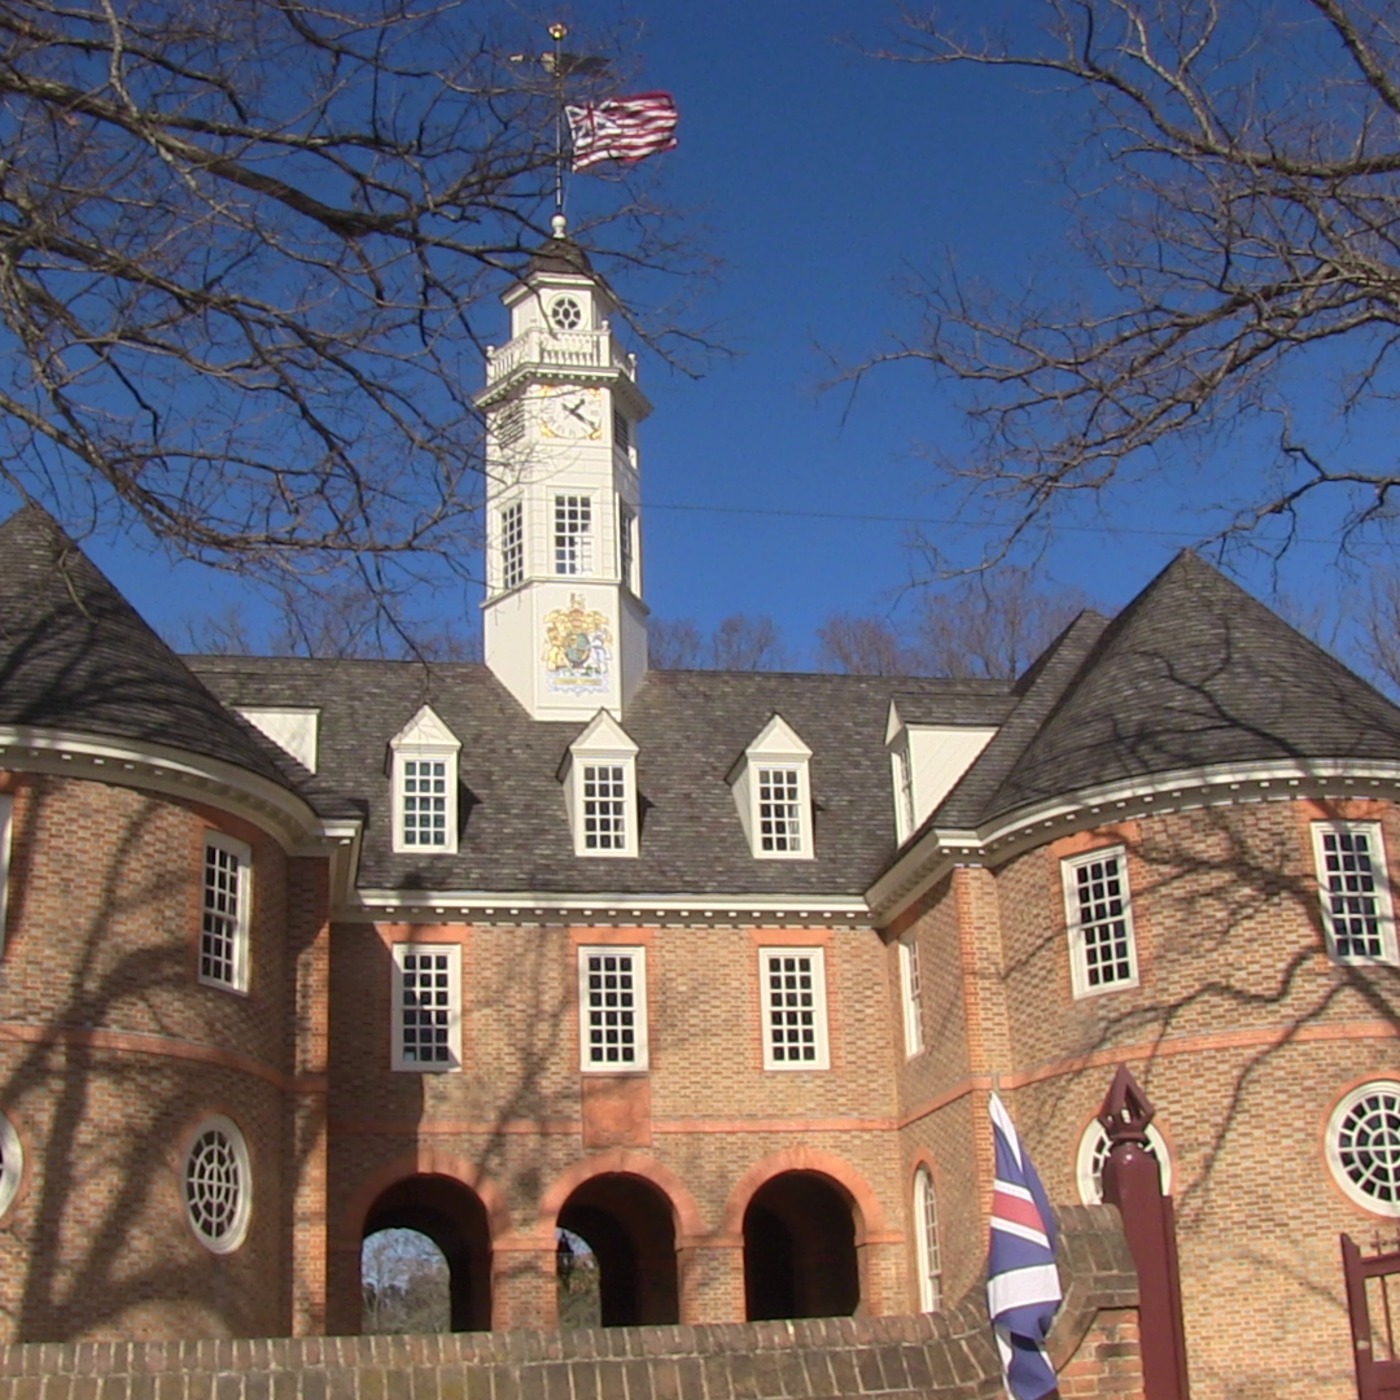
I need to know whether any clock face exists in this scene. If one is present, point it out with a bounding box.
[542,387,603,441]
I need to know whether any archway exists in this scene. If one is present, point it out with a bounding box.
[556,1172,679,1326]
[361,1174,492,1332]
[742,1171,858,1320]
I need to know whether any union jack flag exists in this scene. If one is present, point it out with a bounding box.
[565,93,679,171]
[986,1093,1063,1400]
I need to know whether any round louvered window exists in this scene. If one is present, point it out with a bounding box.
[184,1116,251,1252]
[1330,1083,1400,1214]
[549,295,583,331]
[0,1110,22,1218]
[1077,1119,1171,1204]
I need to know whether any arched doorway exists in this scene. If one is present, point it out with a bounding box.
[361,1174,491,1332]
[556,1173,679,1326]
[743,1171,858,1320]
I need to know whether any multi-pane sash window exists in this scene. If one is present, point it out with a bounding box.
[554,495,592,576]
[758,768,803,854]
[392,944,461,1071]
[1064,848,1138,996]
[582,764,628,851]
[760,948,830,1070]
[200,834,250,993]
[500,502,524,591]
[914,1166,942,1312]
[1314,822,1397,962]
[619,504,636,592]
[402,758,449,848]
[579,947,648,1071]
[900,937,924,1057]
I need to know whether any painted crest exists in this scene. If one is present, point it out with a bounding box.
[543,594,611,692]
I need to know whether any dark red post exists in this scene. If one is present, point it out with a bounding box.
[1098,1065,1191,1400]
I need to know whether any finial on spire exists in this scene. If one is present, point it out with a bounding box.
[551,213,568,240]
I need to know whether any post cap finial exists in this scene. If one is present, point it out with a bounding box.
[549,22,568,40]
[551,213,568,239]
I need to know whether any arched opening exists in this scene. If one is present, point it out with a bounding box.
[361,1174,491,1332]
[743,1171,858,1320]
[556,1172,679,1326]
[362,1228,450,1334]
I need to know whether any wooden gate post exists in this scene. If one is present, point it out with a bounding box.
[1099,1065,1191,1400]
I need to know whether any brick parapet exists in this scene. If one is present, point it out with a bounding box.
[0,1206,1140,1400]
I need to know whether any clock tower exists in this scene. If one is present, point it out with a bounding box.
[478,219,651,721]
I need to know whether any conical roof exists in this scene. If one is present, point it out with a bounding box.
[0,505,300,787]
[966,551,1400,827]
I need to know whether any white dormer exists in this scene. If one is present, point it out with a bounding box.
[388,705,461,855]
[885,701,998,844]
[236,707,319,774]
[729,715,814,860]
[561,710,639,857]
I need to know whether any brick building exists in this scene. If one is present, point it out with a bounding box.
[0,232,1395,1398]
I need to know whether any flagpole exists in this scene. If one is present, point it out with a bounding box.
[549,21,567,223]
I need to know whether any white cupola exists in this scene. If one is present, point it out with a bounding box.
[477,218,651,721]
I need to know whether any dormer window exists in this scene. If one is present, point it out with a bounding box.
[730,715,813,860]
[389,705,461,855]
[563,711,638,857]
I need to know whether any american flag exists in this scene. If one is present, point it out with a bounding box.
[565,93,679,171]
[986,1093,1063,1400]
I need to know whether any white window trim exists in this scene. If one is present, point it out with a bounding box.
[184,1115,252,1255]
[1312,820,1398,965]
[553,493,593,577]
[1076,1119,1172,1204]
[389,706,461,856]
[0,1109,23,1220]
[731,715,814,861]
[564,710,639,858]
[0,794,12,956]
[499,499,525,593]
[900,937,924,1057]
[577,945,649,1073]
[391,943,463,1073]
[1328,1080,1400,1216]
[1063,846,1139,998]
[759,946,830,1071]
[199,832,251,994]
[913,1165,942,1312]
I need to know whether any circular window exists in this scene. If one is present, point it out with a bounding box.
[1330,1082,1400,1214]
[184,1116,251,1253]
[1077,1119,1171,1204]
[549,296,583,331]
[0,1110,23,1218]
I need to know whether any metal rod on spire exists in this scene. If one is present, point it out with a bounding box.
[550,22,567,221]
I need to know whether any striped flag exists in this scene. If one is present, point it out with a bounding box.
[986,1093,1063,1400]
[565,93,679,171]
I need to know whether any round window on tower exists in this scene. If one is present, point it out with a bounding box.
[184,1115,252,1253]
[1329,1081,1400,1214]
[1076,1118,1171,1204]
[549,296,584,332]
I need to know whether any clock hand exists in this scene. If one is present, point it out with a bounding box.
[565,399,587,422]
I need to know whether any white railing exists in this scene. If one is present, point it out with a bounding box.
[485,327,637,386]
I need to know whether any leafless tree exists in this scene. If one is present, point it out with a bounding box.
[815,613,918,675]
[648,614,789,671]
[872,0,1400,562]
[1358,571,1400,696]
[0,1,688,612]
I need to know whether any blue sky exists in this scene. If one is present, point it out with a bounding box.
[73,0,1378,665]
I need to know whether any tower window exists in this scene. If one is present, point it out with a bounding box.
[549,295,584,332]
[555,495,593,576]
[1063,847,1138,996]
[1313,821,1397,963]
[619,505,636,592]
[494,399,524,447]
[614,409,631,454]
[200,833,251,993]
[500,502,524,592]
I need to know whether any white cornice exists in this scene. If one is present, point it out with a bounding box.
[866,758,1400,923]
[345,888,871,927]
[0,726,341,853]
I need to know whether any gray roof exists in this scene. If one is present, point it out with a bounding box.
[6,508,1399,898]
[187,655,1008,897]
[0,506,314,795]
[947,551,1400,830]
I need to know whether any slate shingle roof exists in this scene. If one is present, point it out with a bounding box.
[0,505,316,796]
[952,551,1400,831]
[186,654,1009,897]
